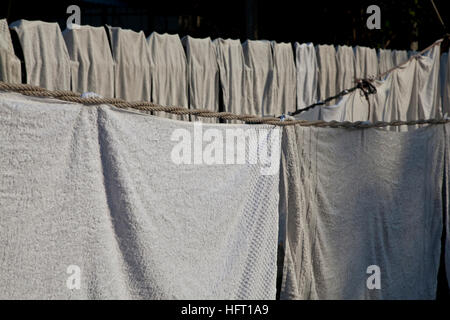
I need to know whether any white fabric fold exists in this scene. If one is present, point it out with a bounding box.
[147,32,188,120]
[63,25,114,98]
[0,19,21,83]
[280,124,444,299]
[0,91,280,299]
[182,36,219,123]
[315,44,337,104]
[106,25,151,101]
[272,42,296,115]
[335,45,355,93]
[295,43,319,110]
[9,20,70,90]
[378,48,394,75]
[354,46,378,79]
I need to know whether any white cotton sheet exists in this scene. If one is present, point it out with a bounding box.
[335,45,355,93]
[378,48,395,75]
[242,40,275,116]
[280,124,444,299]
[316,44,337,105]
[63,25,114,98]
[182,36,219,123]
[0,91,280,299]
[272,42,296,115]
[106,25,151,102]
[354,46,378,79]
[9,20,71,90]
[0,19,21,83]
[147,32,188,120]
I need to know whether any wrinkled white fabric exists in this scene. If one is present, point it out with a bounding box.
[378,48,394,75]
[215,38,251,120]
[63,25,114,97]
[9,20,70,90]
[316,45,337,105]
[0,91,280,300]
[354,46,378,79]
[272,42,296,115]
[106,25,151,101]
[295,43,319,110]
[182,36,219,123]
[441,51,450,116]
[335,45,355,93]
[242,40,274,116]
[147,32,188,120]
[0,19,21,83]
[392,50,409,66]
[280,124,444,300]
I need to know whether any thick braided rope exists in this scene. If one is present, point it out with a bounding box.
[0,81,449,128]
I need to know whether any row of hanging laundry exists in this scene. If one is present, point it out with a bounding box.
[0,18,437,122]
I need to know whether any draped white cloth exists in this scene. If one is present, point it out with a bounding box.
[392,50,409,66]
[0,91,280,299]
[242,40,275,116]
[378,48,395,75]
[9,20,70,90]
[295,43,319,109]
[354,46,378,79]
[147,32,188,120]
[63,25,114,97]
[315,44,337,104]
[335,45,355,93]
[441,51,450,116]
[182,36,219,123]
[106,26,151,101]
[0,19,21,83]
[272,42,296,115]
[280,124,444,299]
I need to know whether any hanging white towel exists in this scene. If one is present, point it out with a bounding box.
[0,19,21,83]
[280,124,444,299]
[319,91,370,122]
[441,51,450,116]
[354,46,378,79]
[392,50,409,66]
[182,35,219,123]
[0,91,280,299]
[106,25,151,102]
[147,32,188,120]
[272,42,296,115]
[214,38,251,121]
[378,48,395,75]
[316,44,337,105]
[63,25,114,97]
[9,20,71,90]
[335,45,355,93]
[295,43,319,110]
[242,40,275,116]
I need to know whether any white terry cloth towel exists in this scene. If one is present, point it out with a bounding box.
[279,124,444,300]
[182,35,219,123]
[63,25,114,98]
[354,46,378,80]
[0,19,21,83]
[106,25,151,102]
[335,45,356,93]
[9,20,71,90]
[378,48,395,75]
[214,38,252,122]
[147,32,188,121]
[392,50,409,66]
[315,44,337,105]
[242,40,275,117]
[440,51,450,116]
[295,42,319,110]
[445,124,450,291]
[272,41,296,115]
[0,91,280,299]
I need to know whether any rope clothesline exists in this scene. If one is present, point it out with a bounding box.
[0,81,449,128]
[291,38,447,118]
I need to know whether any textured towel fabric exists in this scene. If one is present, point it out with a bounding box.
[215,38,251,121]
[272,42,296,115]
[295,43,319,110]
[280,124,444,300]
[335,45,355,93]
[106,26,151,102]
[242,40,275,116]
[63,25,114,98]
[354,46,378,79]
[0,19,21,83]
[445,124,450,291]
[147,32,188,120]
[9,20,71,90]
[378,49,394,75]
[182,36,219,123]
[0,91,280,299]
[441,52,450,116]
[315,45,337,105]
